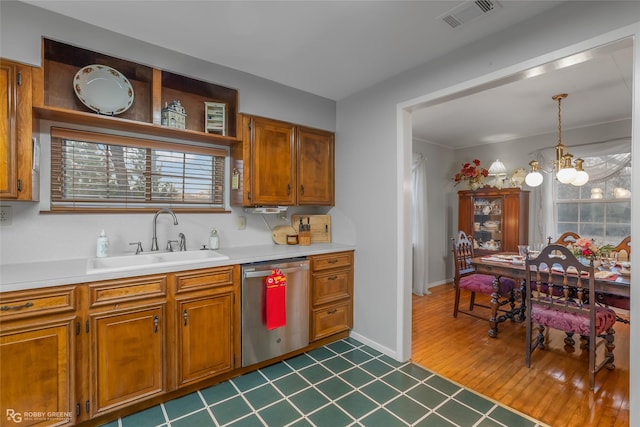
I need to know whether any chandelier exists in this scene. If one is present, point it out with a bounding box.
[525,93,589,187]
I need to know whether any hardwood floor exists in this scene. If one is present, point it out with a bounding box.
[411,284,630,427]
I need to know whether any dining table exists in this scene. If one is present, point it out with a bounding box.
[471,253,631,338]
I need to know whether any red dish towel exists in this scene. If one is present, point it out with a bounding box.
[264,269,287,330]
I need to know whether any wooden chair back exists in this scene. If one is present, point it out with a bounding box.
[452,231,475,280]
[524,244,615,390]
[548,231,580,246]
[612,236,631,261]
[526,244,594,316]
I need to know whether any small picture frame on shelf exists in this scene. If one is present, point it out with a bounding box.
[204,101,226,136]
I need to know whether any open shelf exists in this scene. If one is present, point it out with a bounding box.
[34,38,239,145]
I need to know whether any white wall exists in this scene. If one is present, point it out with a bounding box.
[336,1,639,422]
[0,1,339,264]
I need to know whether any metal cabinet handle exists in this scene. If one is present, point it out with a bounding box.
[328,259,338,264]
[328,275,338,281]
[153,315,159,333]
[287,184,291,195]
[183,309,188,326]
[300,184,305,195]
[1,302,34,311]
[327,308,337,315]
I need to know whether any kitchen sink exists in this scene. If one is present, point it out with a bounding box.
[86,250,229,274]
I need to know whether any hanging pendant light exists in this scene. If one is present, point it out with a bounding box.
[525,93,589,187]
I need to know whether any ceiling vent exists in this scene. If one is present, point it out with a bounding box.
[439,0,502,29]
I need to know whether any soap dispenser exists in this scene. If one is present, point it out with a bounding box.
[96,229,109,258]
[209,229,219,250]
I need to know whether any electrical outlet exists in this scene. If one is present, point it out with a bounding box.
[237,216,246,230]
[0,206,13,226]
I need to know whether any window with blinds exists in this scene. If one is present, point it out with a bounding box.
[50,128,227,211]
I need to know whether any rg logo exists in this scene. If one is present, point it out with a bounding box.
[6,409,22,423]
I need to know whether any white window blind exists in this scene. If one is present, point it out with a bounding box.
[51,128,227,211]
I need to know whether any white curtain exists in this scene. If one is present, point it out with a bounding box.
[412,153,428,295]
[530,137,631,245]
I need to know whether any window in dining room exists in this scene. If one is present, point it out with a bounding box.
[555,152,631,245]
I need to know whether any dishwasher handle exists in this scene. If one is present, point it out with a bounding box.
[243,264,309,279]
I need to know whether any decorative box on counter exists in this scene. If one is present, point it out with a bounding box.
[161,100,187,129]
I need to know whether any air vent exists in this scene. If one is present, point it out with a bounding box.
[439,0,502,28]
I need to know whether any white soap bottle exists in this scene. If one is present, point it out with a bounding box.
[96,229,109,258]
[209,229,219,250]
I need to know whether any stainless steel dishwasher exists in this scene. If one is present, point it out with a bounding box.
[241,258,309,367]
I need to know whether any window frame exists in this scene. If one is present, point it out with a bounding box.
[50,127,230,213]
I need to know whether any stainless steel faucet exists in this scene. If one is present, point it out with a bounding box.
[178,233,186,251]
[151,208,178,251]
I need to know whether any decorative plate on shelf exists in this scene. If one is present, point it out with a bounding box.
[73,65,134,115]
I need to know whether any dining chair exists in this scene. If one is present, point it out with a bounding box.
[524,244,616,390]
[452,230,516,320]
[547,231,580,246]
[596,235,631,323]
[612,235,631,261]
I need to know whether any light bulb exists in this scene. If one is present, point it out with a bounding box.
[571,170,589,186]
[556,167,577,184]
[525,171,543,187]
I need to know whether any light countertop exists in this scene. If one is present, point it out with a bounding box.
[0,243,355,292]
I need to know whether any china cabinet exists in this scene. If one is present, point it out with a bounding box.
[458,187,529,256]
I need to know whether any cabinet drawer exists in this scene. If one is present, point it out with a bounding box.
[174,266,235,294]
[312,270,350,306]
[311,301,352,341]
[89,275,167,307]
[311,251,353,272]
[0,286,76,321]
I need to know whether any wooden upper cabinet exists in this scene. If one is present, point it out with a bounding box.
[1,58,35,201]
[32,38,239,145]
[297,126,334,206]
[232,115,334,207]
[250,116,296,205]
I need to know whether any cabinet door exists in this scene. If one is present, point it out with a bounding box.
[0,318,75,426]
[177,294,233,386]
[250,117,296,205]
[91,306,165,416]
[297,127,334,206]
[1,59,33,200]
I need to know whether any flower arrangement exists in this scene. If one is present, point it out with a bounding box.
[567,238,615,259]
[453,159,489,190]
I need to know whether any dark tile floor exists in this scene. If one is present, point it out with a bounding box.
[100,338,545,427]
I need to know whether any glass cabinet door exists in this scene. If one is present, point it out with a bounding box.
[472,196,502,252]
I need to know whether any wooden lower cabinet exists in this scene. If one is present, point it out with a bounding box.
[309,251,354,341]
[86,275,168,418]
[0,286,77,427]
[173,266,239,387]
[177,295,233,385]
[0,256,353,425]
[90,305,166,415]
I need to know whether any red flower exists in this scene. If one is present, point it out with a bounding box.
[452,160,489,187]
